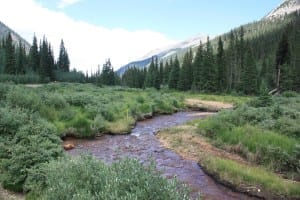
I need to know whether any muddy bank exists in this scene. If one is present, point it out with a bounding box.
[185,99,233,112]
[66,112,256,200]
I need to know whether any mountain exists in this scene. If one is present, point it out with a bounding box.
[118,0,300,75]
[0,21,31,52]
[264,0,300,20]
[117,34,206,75]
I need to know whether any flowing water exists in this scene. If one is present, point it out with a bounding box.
[66,112,257,200]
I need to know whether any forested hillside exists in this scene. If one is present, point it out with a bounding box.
[122,12,300,94]
[0,21,30,51]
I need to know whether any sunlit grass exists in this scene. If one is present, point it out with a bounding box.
[202,156,300,198]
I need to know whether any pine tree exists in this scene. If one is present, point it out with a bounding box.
[153,57,160,90]
[101,59,115,85]
[16,41,26,74]
[39,38,48,81]
[0,39,4,73]
[241,46,258,94]
[226,31,236,91]
[237,26,245,89]
[275,30,291,90]
[163,59,171,85]
[168,56,180,89]
[57,39,70,72]
[39,37,55,82]
[47,43,55,81]
[216,37,226,91]
[4,33,16,74]
[291,15,300,91]
[159,60,164,85]
[202,37,217,92]
[178,50,193,91]
[144,57,155,87]
[192,42,204,91]
[29,35,40,72]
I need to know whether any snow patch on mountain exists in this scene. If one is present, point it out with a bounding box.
[138,34,206,60]
[117,34,206,75]
[264,0,300,20]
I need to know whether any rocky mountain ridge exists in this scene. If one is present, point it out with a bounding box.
[0,21,31,52]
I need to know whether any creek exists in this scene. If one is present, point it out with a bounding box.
[66,112,257,200]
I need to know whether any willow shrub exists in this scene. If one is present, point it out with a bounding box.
[26,155,192,200]
[0,113,62,192]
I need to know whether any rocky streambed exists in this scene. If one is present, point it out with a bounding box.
[66,111,257,200]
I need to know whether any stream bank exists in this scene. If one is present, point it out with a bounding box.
[66,111,256,200]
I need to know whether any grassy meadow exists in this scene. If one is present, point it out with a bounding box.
[1,82,299,199]
[0,82,189,199]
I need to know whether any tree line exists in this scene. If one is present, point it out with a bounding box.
[0,33,71,82]
[0,11,299,93]
[121,12,300,94]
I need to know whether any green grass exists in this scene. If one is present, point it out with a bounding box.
[26,155,192,200]
[0,83,189,194]
[202,156,300,198]
[1,83,186,138]
[197,94,300,175]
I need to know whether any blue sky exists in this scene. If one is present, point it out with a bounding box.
[38,0,283,40]
[0,0,283,71]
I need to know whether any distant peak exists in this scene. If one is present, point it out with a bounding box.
[264,0,300,20]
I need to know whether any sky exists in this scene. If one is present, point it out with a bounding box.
[0,0,283,72]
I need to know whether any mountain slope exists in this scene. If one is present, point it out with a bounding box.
[264,0,300,20]
[0,21,31,52]
[118,0,300,75]
[117,34,206,75]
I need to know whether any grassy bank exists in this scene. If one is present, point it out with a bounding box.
[0,83,187,195]
[157,93,300,199]
[201,156,300,199]
[197,94,300,176]
[157,125,300,199]
[25,155,191,200]
[1,83,185,138]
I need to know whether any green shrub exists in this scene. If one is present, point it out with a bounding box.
[90,114,106,133]
[59,107,76,121]
[136,95,145,103]
[198,120,299,173]
[100,106,115,122]
[0,83,12,100]
[26,155,191,200]
[0,119,62,192]
[39,105,60,122]
[0,106,29,135]
[247,95,273,108]
[281,91,298,97]
[42,92,68,109]
[138,103,152,114]
[274,117,300,137]
[64,93,95,107]
[66,113,94,137]
[6,87,42,111]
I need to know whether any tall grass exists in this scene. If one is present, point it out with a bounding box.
[202,156,300,198]
[197,94,300,174]
[26,155,192,200]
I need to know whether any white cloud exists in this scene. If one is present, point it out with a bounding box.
[0,0,177,72]
[57,0,82,9]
